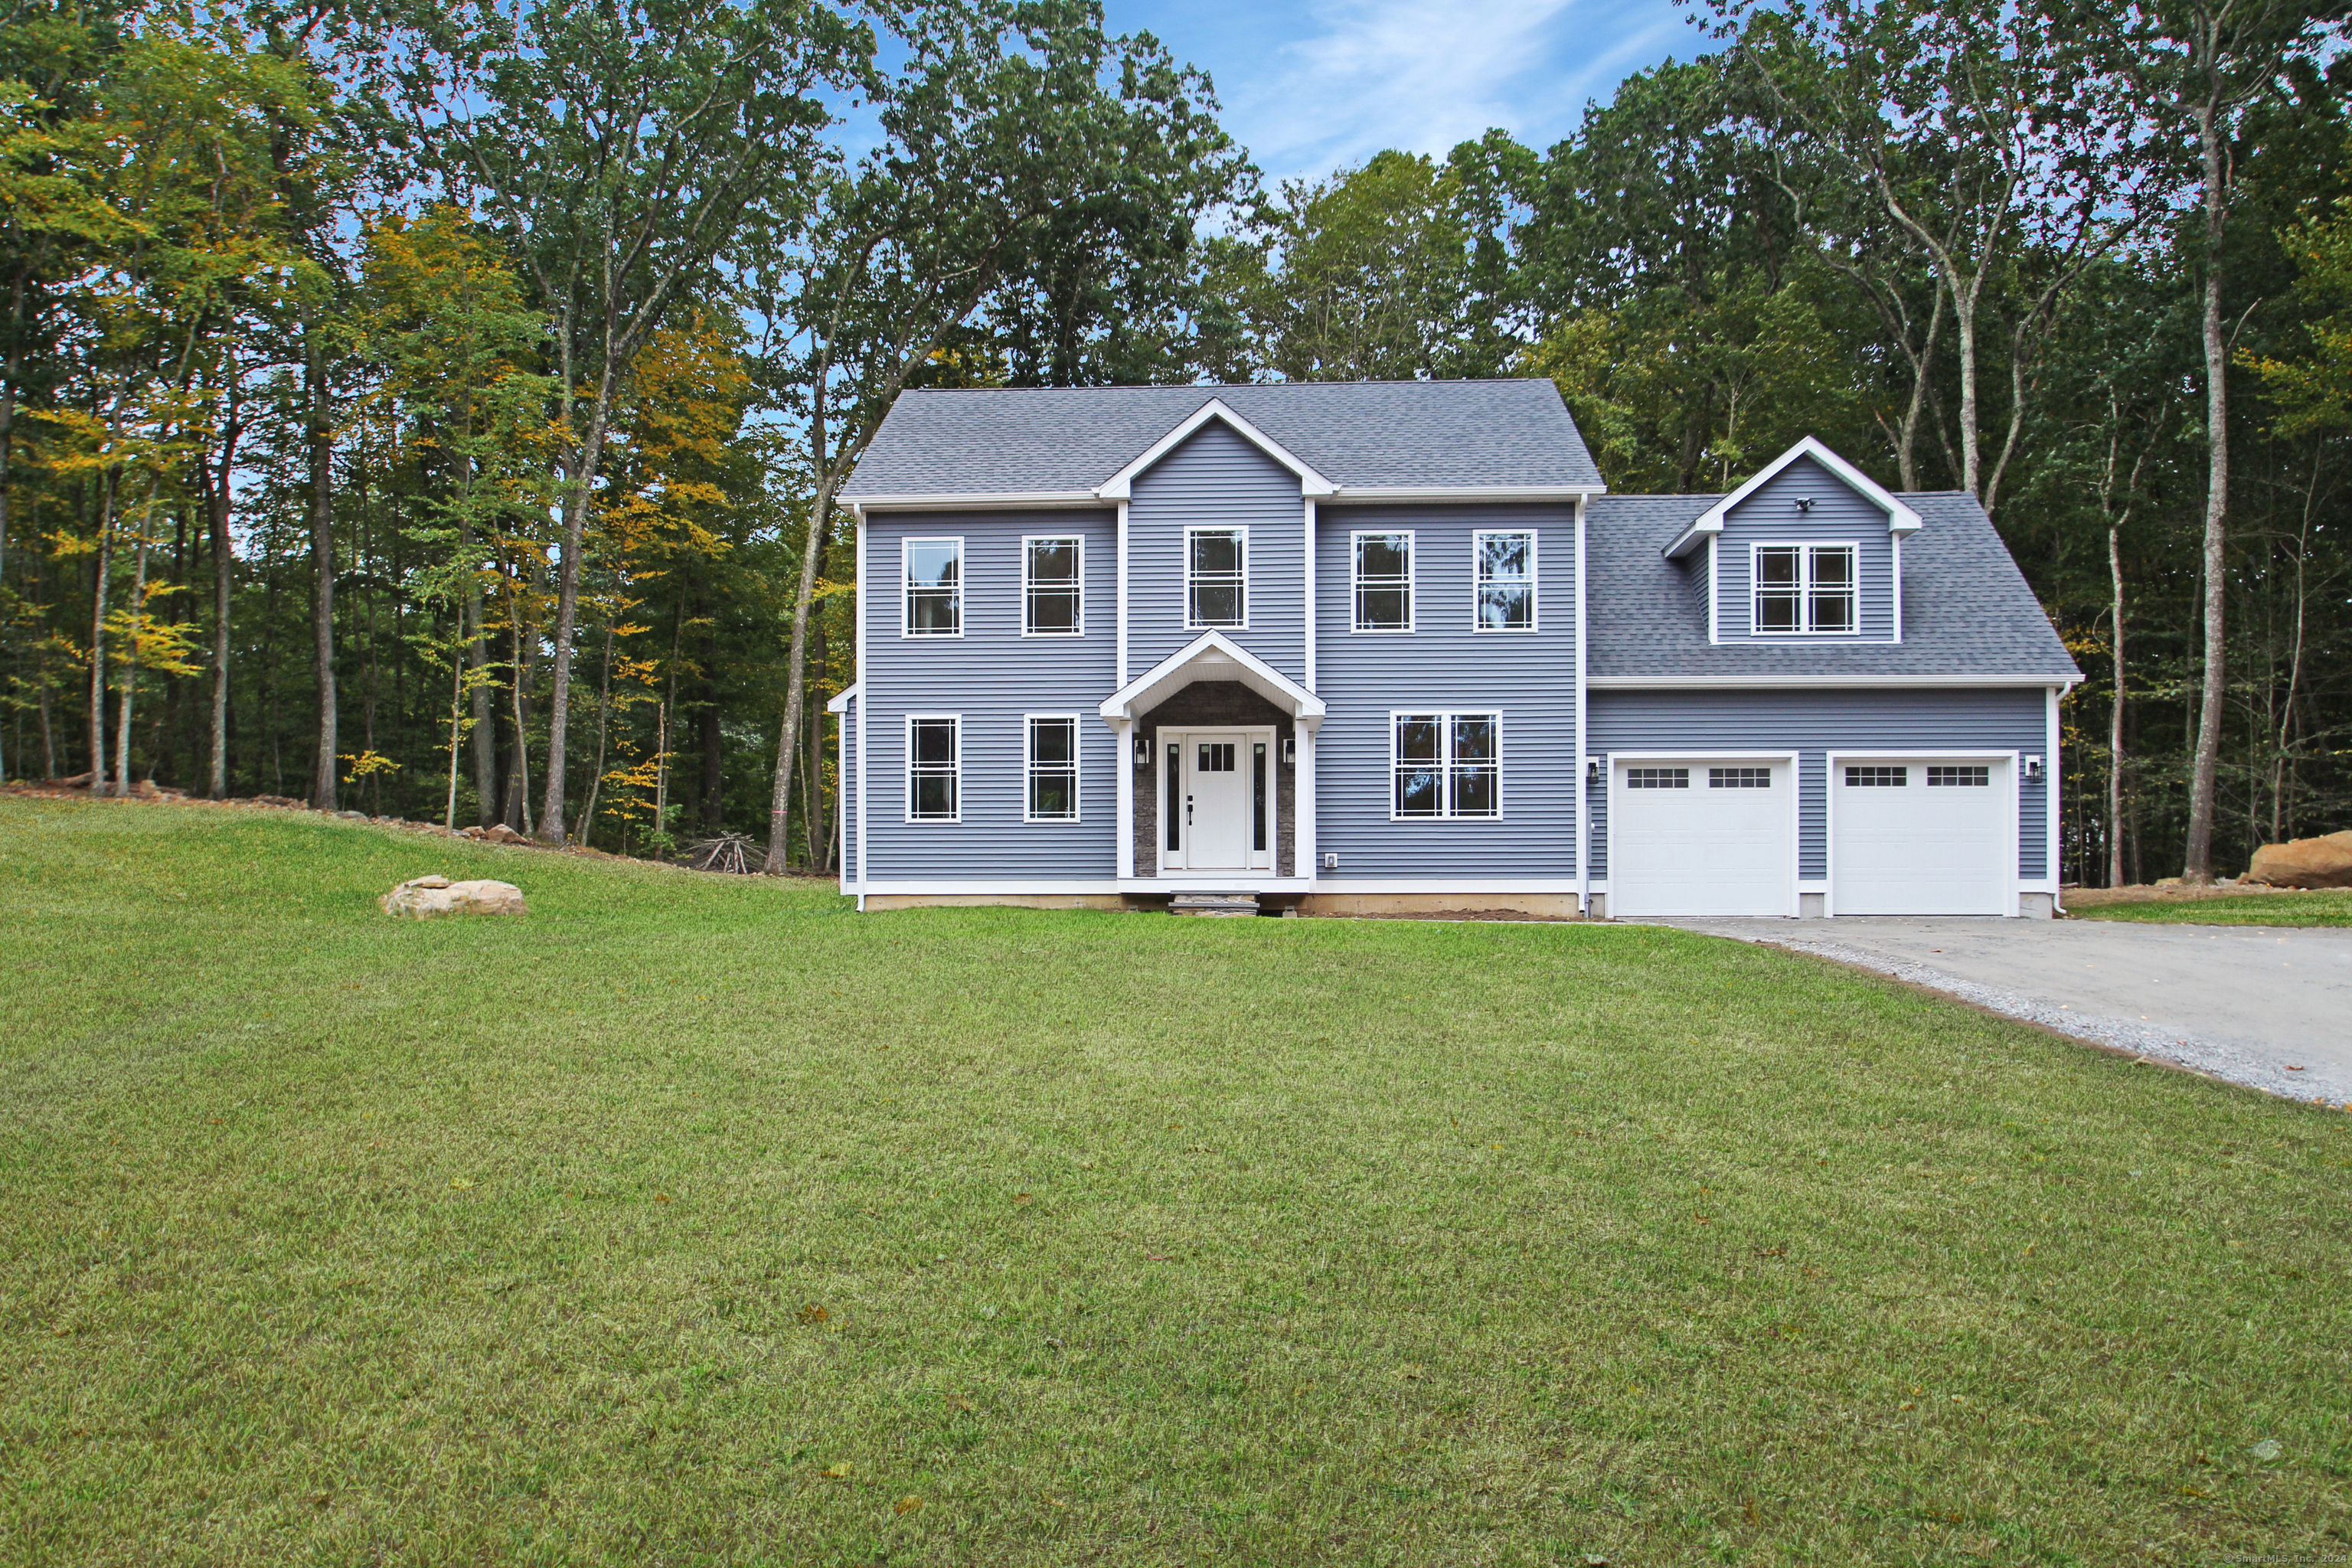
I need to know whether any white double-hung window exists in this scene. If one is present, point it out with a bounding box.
[1474,531,1535,630]
[1753,543,1856,634]
[1024,715,1080,821]
[1186,528,1247,628]
[906,716,959,820]
[1392,711,1501,819]
[1351,531,1413,631]
[1024,537,1083,635]
[903,538,963,636]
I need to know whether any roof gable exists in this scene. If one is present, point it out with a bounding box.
[1664,436,1921,559]
[1096,399,1334,500]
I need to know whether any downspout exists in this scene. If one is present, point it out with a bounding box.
[854,505,868,912]
[1576,493,1590,917]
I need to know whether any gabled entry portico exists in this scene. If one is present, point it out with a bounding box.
[1100,632,1325,892]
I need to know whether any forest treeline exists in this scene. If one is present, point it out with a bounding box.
[5,0,2348,883]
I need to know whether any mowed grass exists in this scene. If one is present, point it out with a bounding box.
[3,799,2348,1567]
[2067,890,2352,928]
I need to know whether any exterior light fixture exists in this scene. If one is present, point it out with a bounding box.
[1282,737,1295,764]
[1134,733,1151,764]
[2025,756,2044,780]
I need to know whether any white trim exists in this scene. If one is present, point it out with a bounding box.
[1891,532,1905,645]
[1183,524,1250,631]
[848,492,1102,512]
[1302,498,1318,691]
[834,688,854,893]
[1115,718,1135,880]
[1387,709,1504,822]
[855,516,867,903]
[1099,630,1328,725]
[1115,500,1129,686]
[1019,534,1086,638]
[1587,674,2081,690]
[1573,496,1588,913]
[2046,685,2063,902]
[1297,723,1317,883]
[1603,750,1802,920]
[850,485,1602,511]
[903,714,962,824]
[825,681,861,715]
[1663,436,1922,558]
[1021,713,1083,824]
[1308,878,1586,893]
[1094,397,1336,500]
[1747,539,1864,639]
[851,877,1591,897]
[1349,528,1416,633]
[1824,750,2021,918]
[1469,528,1538,633]
[1706,535,1720,644]
[899,536,964,639]
[1325,485,1602,503]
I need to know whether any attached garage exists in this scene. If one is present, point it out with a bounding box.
[1830,756,2014,915]
[1608,756,1795,917]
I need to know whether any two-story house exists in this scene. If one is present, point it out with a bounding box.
[828,381,2079,917]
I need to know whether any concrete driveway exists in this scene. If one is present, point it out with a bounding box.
[1657,915,2352,1105]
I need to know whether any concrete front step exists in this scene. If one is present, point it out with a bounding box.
[1170,892,1261,917]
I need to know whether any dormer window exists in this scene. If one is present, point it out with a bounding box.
[1753,544,1855,635]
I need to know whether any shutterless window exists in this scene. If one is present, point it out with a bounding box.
[906,717,959,819]
[1394,713,1500,819]
[1846,765,1906,787]
[1625,766,1689,789]
[903,538,962,636]
[1710,766,1771,789]
[1024,537,1082,635]
[1929,765,1991,787]
[1474,531,1535,630]
[1352,531,1413,631]
[1754,544,1857,635]
[1187,528,1246,628]
[1025,716,1078,821]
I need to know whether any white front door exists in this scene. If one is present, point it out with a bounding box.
[1610,758,1794,918]
[1832,758,2011,915]
[1181,731,1254,870]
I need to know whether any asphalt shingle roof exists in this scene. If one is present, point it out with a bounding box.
[840,379,1605,497]
[1586,492,2081,680]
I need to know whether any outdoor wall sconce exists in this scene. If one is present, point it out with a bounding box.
[1586,759,1601,783]
[2025,756,2044,780]
[1134,734,1151,764]
[1282,737,1295,764]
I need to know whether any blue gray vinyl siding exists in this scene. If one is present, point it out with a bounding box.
[1126,421,1306,682]
[1315,502,1579,879]
[1713,456,1897,642]
[1586,688,2052,880]
[861,508,1119,880]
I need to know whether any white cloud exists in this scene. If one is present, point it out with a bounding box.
[1214,0,1708,184]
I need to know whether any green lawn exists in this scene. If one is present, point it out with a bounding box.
[4,796,2348,1566]
[2067,891,2352,928]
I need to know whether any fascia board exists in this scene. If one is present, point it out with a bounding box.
[1094,398,1337,500]
[1327,485,1603,504]
[844,492,1103,513]
[825,682,861,714]
[1586,673,2076,689]
[1098,629,1328,724]
[1674,436,1922,555]
[1662,516,1721,560]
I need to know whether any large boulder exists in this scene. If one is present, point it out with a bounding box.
[381,874,528,917]
[2245,830,2352,889]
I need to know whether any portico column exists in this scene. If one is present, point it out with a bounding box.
[1114,717,1135,880]
[1296,720,1317,881]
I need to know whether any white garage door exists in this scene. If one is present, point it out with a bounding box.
[1611,759,1792,917]
[1832,759,2011,915]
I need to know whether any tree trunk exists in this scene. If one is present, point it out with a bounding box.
[207,412,240,799]
[805,619,828,875]
[2183,100,2230,883]
[306,323,338,810]
[536,401,616,844]
[766,471,837,871]
[114,488,155,795]
[87,471,116,796]
[2107,516,2128,889]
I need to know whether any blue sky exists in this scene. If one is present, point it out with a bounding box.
[1102,0,1719,186]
